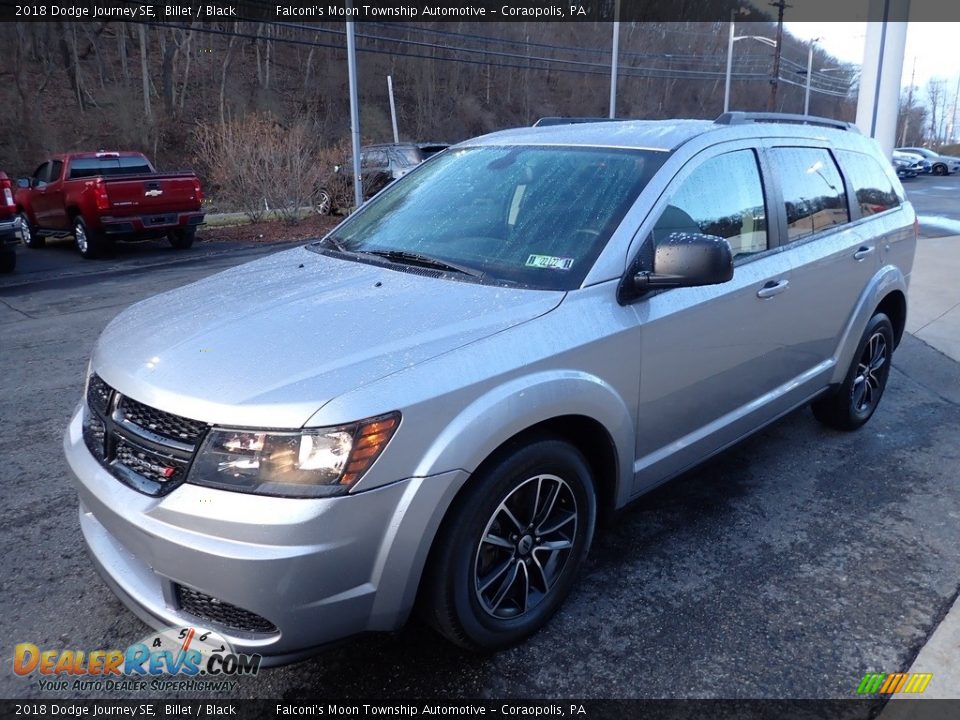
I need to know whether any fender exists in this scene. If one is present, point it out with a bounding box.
[409,370,635,505]
[364,372,634,629]
[829,263,908,385]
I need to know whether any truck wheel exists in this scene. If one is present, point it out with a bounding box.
[314,189,333,216]
[812,313,894,431]
[168,229,195,250]
[20,213,43,249]
[423,437,596,650]
[0,248,15,273]
[74,217,106,259]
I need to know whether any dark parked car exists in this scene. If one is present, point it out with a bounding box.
[892,151,922,179]
[0,172,21,273]
[315,143,432,215]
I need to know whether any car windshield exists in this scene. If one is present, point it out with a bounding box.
[312,145,665,291]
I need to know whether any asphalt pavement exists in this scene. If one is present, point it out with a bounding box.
[2,183,960,703]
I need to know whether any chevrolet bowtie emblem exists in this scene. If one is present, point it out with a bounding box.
[145,189,163,197]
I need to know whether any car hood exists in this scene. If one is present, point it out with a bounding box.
[93,246,562,428]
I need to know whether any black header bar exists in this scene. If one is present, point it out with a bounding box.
[0,0,956,23]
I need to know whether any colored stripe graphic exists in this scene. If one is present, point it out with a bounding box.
[857,673,886,694]
[903,673,933,693]
[857,672,933,694]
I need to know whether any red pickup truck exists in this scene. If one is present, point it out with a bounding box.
[0,172,22,273]
[15,151,204,259]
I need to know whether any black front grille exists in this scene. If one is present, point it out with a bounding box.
[87,374,112,416]
[176,585,278,635]
[83,414,106,461]
[114,439,188,485]
[84,374,208,496]
[118,396,207,445]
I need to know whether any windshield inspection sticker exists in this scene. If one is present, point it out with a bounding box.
[526,254,575,270]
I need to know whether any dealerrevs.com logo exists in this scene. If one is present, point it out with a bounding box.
[14,626,261,693]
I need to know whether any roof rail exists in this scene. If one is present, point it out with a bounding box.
[714,112,860,133]
[532,117,622,127]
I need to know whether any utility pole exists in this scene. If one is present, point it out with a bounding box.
[724,10,735,113]
[767,0,789,111]
[949,72,960,144]
[346,17,363,211]
[900,58,916,146]
[609,0,620,118]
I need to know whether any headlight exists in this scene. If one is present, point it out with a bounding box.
[187,412,400,497]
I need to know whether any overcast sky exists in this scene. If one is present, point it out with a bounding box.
[784,22,960,94]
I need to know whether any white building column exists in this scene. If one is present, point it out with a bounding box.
[855,0,910,157]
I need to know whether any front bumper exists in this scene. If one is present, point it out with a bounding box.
[64,404,468,661]
[0,215,22,245]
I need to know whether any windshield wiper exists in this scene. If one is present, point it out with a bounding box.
[320,236,351,253]
[365,250,484,278]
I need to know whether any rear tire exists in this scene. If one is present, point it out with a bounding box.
[74,216,107,259]
[20,212,43,249]
[812,313,894,431]
[168,228,195,250]
[423,437,596,650]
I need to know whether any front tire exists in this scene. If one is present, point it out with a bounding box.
[812,313,894,430]
[423,437,596,650]
[933,163,948,176]
[20,212,43,249]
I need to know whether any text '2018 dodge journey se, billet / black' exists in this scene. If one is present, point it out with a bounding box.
[65,112,916,663]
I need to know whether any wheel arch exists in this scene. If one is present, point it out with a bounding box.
[830,265,909,385]
[876,289,907,348]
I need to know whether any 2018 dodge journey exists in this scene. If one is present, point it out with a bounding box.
[65,112,917,663]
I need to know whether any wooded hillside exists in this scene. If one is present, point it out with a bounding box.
[2,17,862,192]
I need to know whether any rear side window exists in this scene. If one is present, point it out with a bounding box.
[652,149,768,259]
[836,150,901,216]
[69,156,152,179]
[771,147,848,242]
[361,150,388,169]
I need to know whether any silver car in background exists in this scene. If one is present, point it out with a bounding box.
[896,146,960,175]
[65,112,916,663]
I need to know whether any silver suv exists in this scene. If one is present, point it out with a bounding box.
[65,112,916,663]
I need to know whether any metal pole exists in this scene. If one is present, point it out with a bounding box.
[767,0,787,111]
[724,10,735,113]
[346,18,363,210]
[609,1,620,118]
[387,75,399,144]
[804,41,814,115]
